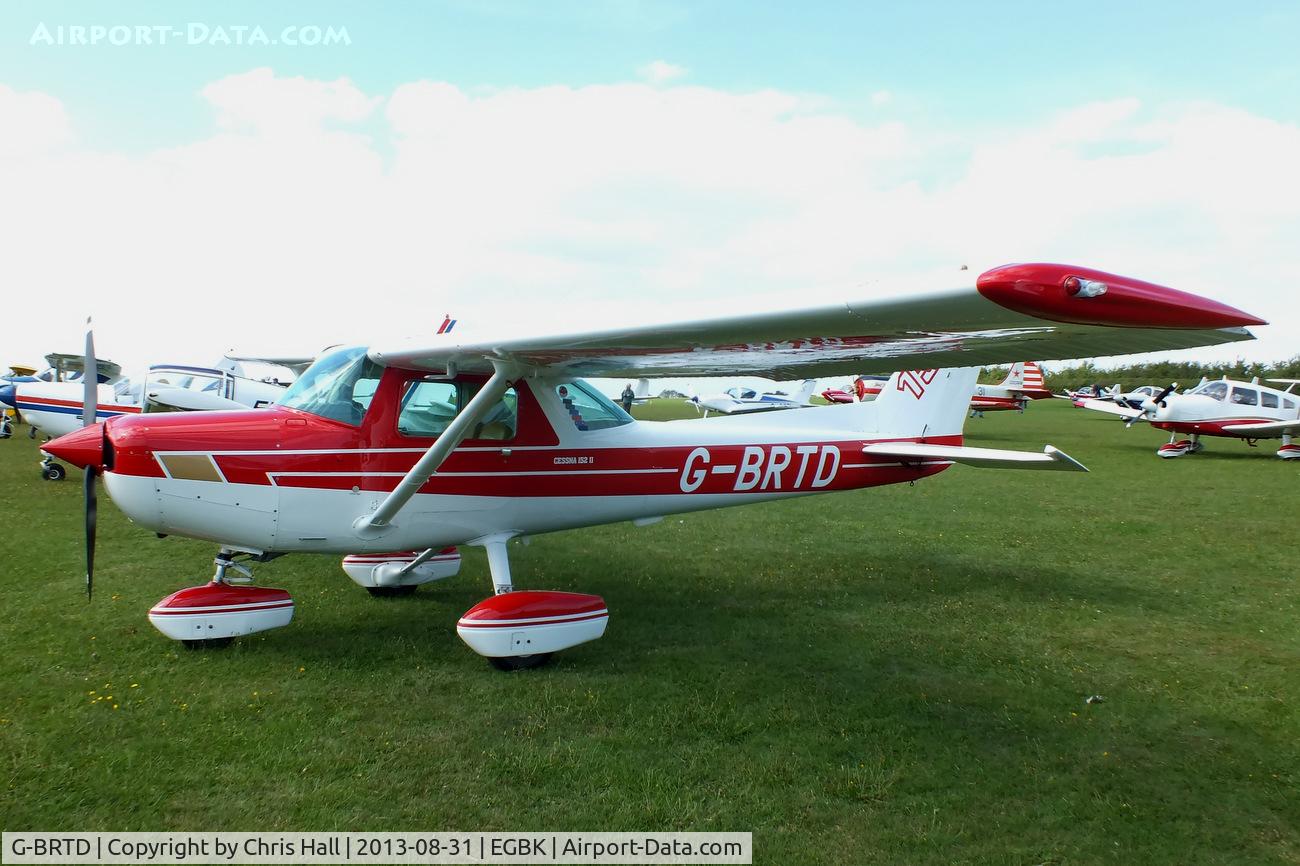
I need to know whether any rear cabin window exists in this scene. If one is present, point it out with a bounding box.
[398,380,517,440]
[1262,391,1279,409]
[555,381,633,431]
[1286,398,1297,410]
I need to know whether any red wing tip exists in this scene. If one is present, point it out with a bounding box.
[977,263,1266,329]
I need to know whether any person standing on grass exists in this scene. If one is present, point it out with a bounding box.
[621,383,635,412]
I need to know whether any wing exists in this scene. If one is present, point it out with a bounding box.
[224,355,317,377]
[1221,419,1300,436]
[1076,398,1145,420]
[369,264,1262,380]
[43,353,122,382]
[145,387,249,412]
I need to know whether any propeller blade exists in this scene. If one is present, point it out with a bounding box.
[85,465,98,600]
[1154,382,1177,408]
[82,317,97,428]
[82,317,99,599]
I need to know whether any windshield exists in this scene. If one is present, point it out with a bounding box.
[1191,381,1228,401]
[278,346,384,426]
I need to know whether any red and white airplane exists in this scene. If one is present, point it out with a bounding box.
[1077,376,1300,458]
[969,361,1052,415]
[42,264,1263,669]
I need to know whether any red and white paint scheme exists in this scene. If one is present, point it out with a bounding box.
[148,582,294,646]
[457,591,609,669]
[41,263,1265,668]
[969,361,1052,415]
[341,547,462,593]
[1077,377,1300,459]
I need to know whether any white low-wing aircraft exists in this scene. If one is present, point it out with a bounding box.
[42,263,1264,669]
[689,379,819,416]
[9,354,300,480]
[1077,376,1300,458]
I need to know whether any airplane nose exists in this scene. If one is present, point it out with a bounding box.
[42,422,107,471]
[0,384,14,408]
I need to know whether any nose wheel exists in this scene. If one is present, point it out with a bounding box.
[40,458,66,481]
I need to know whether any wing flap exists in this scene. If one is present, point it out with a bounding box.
[863,442,1088,472]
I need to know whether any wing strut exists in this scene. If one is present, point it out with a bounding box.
[353,360,515,538]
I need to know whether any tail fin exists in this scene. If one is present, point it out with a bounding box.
[869,368,979,438]
[634,378,651,399]
[998,362,1026,389]
[792,379,818,405]
[1021,361,1045,391]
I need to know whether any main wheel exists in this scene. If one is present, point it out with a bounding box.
[182,637,235,650]
[488,653,553,672]
[42,463,66,481]
[366,585,418,598]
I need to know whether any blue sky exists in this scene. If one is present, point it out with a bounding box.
[2,2,1298,372]
[4,1,1297,152]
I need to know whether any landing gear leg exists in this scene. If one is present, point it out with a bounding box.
[478,535,553,671]
[1188,433,1204,454]
[180,553,255,649]
[40,456,66,481]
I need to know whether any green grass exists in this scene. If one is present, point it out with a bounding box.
[2,401,1297,864]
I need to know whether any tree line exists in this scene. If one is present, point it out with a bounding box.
[980,357,1300,391]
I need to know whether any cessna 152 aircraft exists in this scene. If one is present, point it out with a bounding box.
[42,264,1264,669]
[1076,376,1300,458]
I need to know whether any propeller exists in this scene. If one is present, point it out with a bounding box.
[82,317,98,600]
[1127,382,1177,428]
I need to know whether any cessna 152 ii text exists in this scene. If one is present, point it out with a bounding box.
[42,264,1264,669]
[1076,376,1300,458]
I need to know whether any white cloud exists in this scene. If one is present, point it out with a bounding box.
[636,60,687,85]
[869,89,892,107]
[2,72,1296,374]
[0,84,71,156]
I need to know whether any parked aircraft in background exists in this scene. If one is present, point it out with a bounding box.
[41,263,1262,671]
[969,361,1052,416]
[689,379,818,416]
[1077,377,1300,458]
[5,352,302,479]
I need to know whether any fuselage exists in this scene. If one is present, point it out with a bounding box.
[1150,379,1300,437]
[83,365,957,556]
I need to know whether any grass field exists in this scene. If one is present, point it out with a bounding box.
[1,400,1297,864]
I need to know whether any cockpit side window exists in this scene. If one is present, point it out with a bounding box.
[397,379,518,440]
[278,346,385,426]
[1230,386,1259,406]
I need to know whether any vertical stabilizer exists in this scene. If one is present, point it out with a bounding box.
[870,367,979,438]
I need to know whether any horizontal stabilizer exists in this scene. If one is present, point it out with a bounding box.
[862,442,1088,472]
